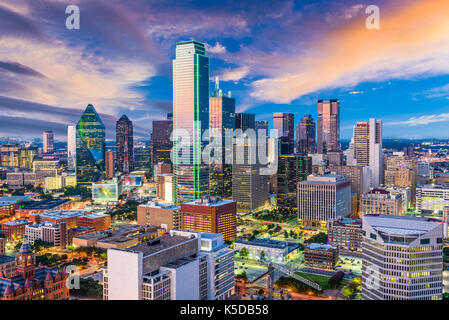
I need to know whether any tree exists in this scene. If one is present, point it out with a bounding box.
[239,247,249,259]
[342,288,354,299]
[305,232,328,244]
[259,250,267,262]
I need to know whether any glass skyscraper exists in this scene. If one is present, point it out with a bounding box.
[172,41,210,205]
[273,113,294,155]
[76,104,105,185]
[317,99,340,154]
[116,114,134,173]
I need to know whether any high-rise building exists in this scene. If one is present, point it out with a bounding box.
[76,104,105,185]
[277,155,312,209]
[297,174,351,226]
[362,215,443,300]
[103,230,234,300]
[43,131,54,154]
[235,113,255,131]
[209,78,235,198]
[353,118,383,187]
[105,150,115,179]
[172,41,210,205]
[134,147,151,171]
[67,125,76,171]
[255,120,269,137]
[116,115,134,173]
[384,155,417,198]
[416,185,449,216]
[317,99,340,154]
[296,115,316,155]
[181,196,237,241]
[150,114,173,169]
[273,113,294,155]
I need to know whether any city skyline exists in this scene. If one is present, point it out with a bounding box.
[0,0,449,140]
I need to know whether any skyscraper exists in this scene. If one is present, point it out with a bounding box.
[317,99,340,154]
[296,115,316,155]
[362,215,443,300]
[273,113,294,155]
[353,118,383,187]
[150,113,173,169]
[116,115,134,173]
[235,113,255,131]
[209,77,235,198]
[43,131,54,154]
[105,150,115,179]
[255,120,269,137]
[67,125,76,171]
[76,104,105,185]
[172,40,210,205]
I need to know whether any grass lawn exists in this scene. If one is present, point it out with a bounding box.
[294,272,347,290]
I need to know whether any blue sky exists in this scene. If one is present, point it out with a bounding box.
[0,0,448,140]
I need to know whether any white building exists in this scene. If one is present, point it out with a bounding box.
[103,230,234,300]
[416,185,449,216]
[362,214,443,300]
[297,174,351,225]
[67,125,76,171]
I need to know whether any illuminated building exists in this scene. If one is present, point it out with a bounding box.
[103,230,234,300]
[0,144,19,168]
[209,78,235,198]
[92,180,123,203]
[235,113,255,131]
[172,41,210,205]
[181,196,237,241]
[150,114,172,169]
[327,217,363,252]
[361,215,443,300]
[317,99,340,154]
[296,114,316,155]
[76,104,105,185]
[1,220,32,241]
[134,147,151,171]
[297,174,351,226]
[273,112,294,155]
[384,155,417,198]
[360,188,404,216]
[25,222,68,248]
[416,185,449,216]
[0,242,69,300]
[304,243,339,269]
[67,125,76,171]
[15,199,73,218]
[42,131,54,154]
[234,238,300,263]
[116,115,134,173]
[18,147,38,169]
[137,201,180,231]
[156,174,173,202]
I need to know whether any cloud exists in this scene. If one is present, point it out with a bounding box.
[216,66,250,82]
[249,0,449,103]
[206,42,227,54]
[420,84,449,99]
[0,60,45,78]
[385,113,449,127]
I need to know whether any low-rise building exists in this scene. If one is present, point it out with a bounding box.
[233,238,299,263]
[77,213,111,231]
[15,198,73,218]
[304,243,339,269]
[25,222,67,248]
[137,201,180,231]
[360,188,404,216]
[416,184,449,216]
[1,220,32,241]
[327,217,363,252]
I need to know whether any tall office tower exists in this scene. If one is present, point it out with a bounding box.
[181,196,237,241]
[67,125,76,171]
[273,113,294,155]
[327,151,344,166]
[150,113,173,169]
[353,118,383,187]
[134,147,151,171]
[255,120,269,137]
[172,41,210,205]
[105,150,115,179]
[103,230,234,300]
[18,146,38,169]
[232,138,269,213]
[344,138,356,166]
[297,174,351,226]
[235,113,255,131]
[76,104,105,185]
[209,78,235,198]
[403,146,415,158]
[384,155,417,198]
[277,155,312,209]
[43,131,54,154]
[296,115,316,155]
[317,99,340,154]
[362,215,443,300]
[116,115,134,173]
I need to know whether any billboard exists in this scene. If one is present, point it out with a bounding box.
[92,183,120,202]
[123,175,143,186]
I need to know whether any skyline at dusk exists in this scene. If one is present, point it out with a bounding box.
[1,0,449,140]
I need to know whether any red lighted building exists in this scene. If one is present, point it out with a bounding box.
[77,213,111,231]
[1,220,32,241]
[181,196,237,241]
[0,242,69,300]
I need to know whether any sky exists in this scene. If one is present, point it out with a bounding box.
[1,0,449,140]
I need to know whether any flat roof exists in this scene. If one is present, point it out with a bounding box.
[2,219,31,226]
[235,238,289,250]
[183,197,235,207]
[307,243,335,251]
[125,235,193,256]
[0,255,15,264]
[363,214,442,235]
[21,198,71,210]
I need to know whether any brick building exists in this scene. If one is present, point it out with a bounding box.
[304,243,339,269]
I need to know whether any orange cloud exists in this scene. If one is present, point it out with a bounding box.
[251,0,449,103]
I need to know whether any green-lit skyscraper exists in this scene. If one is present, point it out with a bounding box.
[76,104,105,185]
[172,40,210,205]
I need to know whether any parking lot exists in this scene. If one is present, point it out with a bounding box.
[335,255,362,275]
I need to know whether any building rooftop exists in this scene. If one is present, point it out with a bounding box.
[20,198,71,210]
[125,235,194,257]
[2,219,31,226]
[235,238,290,250]
[183,196,235,207]
[307,243,335,251]
[302,174,348,184]
[0,196,30,205]
[363,214,443,236]
[36,209,86,220]
[0,254,15,265]
[140,201,180,210]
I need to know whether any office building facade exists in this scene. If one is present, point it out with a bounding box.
[317,99,340,154]
[116,115,134,173]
